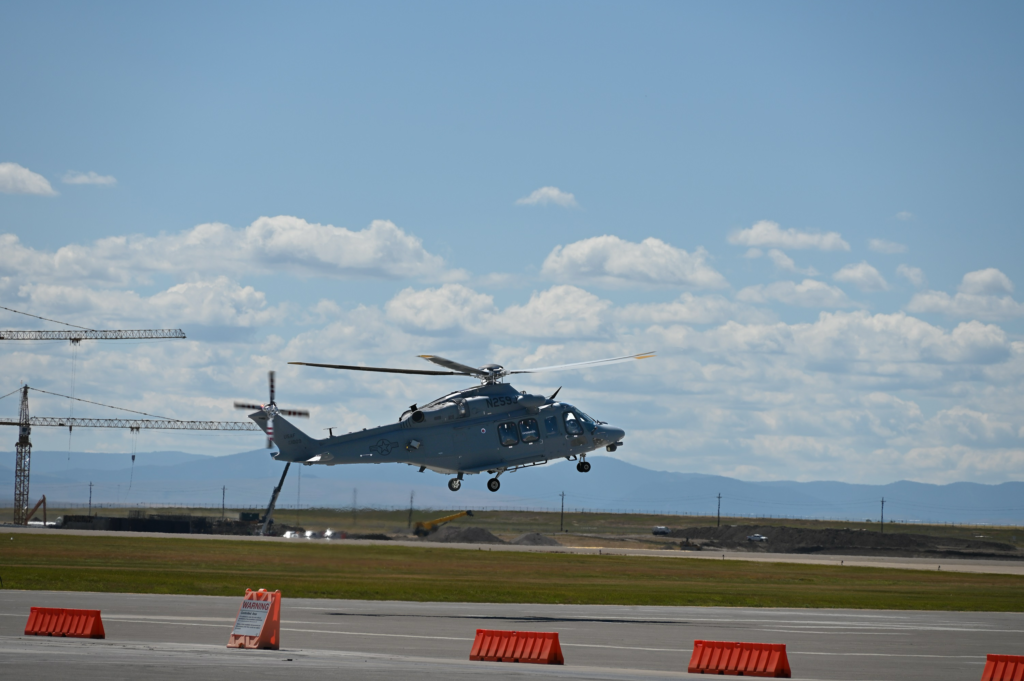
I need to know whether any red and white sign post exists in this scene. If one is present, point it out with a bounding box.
[226,589,281,650]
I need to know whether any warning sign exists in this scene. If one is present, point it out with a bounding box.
[232,598,271,636]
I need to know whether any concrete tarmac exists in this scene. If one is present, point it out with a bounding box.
[1,590,1021,680]
[7,524,1024,575]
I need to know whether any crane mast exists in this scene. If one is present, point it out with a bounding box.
[13,387,31,525]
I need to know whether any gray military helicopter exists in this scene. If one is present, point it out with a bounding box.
[240,352,654,493]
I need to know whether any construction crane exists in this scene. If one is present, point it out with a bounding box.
[2,385,260,525]
[0,329,186,341]
[1,307,191,524]
[0,305,186,344]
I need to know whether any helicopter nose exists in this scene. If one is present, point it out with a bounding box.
[605,426,625,444]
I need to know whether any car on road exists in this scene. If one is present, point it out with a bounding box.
[747,533,768,542]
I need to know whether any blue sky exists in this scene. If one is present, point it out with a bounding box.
[2,2,1024,485]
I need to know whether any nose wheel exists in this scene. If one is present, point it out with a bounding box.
[576,460,591,473]
[487,477,501,492]
[448,478,462,492]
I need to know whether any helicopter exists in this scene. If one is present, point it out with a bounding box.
[238,352,654,493]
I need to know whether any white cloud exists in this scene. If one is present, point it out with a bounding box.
[736,279,854,308]
[63,170,117,186]
[868,239,907,254]
[497,286,611,337]
[906,269,1024,320]
[896,264,926,287]
[0,162,57,195]
[896,211,914,221]
[959,268,1013,295]
[515,186,578,207]
[0,216,457,285]
[15,277,281,327]
[541,235,728,289]
[833,262,889,292]
[697,312,1010,366]
[743,248,763,258]
[619,293,773,326]
[385,284,611,338]
[728,220,850,251]
[385,284,497,331]
[766,249,818,276]
[907,291,1024,320]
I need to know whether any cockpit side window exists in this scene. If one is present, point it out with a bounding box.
[577,411,596,431]
[563,411,584,435]
[498,422,519,446]
[544,416,558,435]
[518,418,540,443]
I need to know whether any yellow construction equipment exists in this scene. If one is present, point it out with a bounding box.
[413,510,474,537]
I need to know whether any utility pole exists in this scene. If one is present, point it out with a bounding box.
[88,481,94,516]
[407,490,415,529]
[880,497,885,534]
[717,493,722,528]
[222,486,226,518]
[560,491,566,532]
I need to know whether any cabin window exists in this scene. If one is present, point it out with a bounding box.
[498,422,519,446]
[563,411,584,435]
[544,416,558,435]
[519,418,540,443]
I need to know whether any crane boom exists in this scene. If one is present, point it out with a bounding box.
[0,329,186,341]
[0,416,259,431]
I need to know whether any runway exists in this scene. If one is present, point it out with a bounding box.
[1,591,1020,680]
[7,524,1024,575]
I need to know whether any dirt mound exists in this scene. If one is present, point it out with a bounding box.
[511,533,562,546]
[424,526,506,544]
[668,525,1021,559]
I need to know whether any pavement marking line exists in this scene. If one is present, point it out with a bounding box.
[791,651,986,659]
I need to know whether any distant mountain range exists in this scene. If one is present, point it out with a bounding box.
[3,450,1023,524]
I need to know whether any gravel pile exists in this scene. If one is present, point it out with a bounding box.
[424,526,506,544]
[511,532,562,546]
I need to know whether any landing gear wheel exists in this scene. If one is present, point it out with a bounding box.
[448,478,462,492]
[580,461,592,473]
[487,477,501,492]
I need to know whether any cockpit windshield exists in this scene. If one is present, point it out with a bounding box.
[577,411,597,431]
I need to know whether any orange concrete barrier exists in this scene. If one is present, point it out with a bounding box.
[24,607,105,639]
[982,654,1024,681]
[226,588,281,650]
[469,629,564,665]
[688,640,791,677]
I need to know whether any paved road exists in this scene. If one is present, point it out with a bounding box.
[7,524,1024,575]
[1,591,1020,680]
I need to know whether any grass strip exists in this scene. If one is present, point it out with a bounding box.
[2,533,1023,611]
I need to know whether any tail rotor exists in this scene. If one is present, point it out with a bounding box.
[234,370,310,448]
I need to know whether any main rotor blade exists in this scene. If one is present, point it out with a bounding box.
[418,355,488,377]
[268,370,275,404]
[278,408,310,418]
[289,361,468,376]
[234,402,264,411]
[507,351,656,375]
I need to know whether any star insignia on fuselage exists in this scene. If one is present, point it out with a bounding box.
[370,439,397,456]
